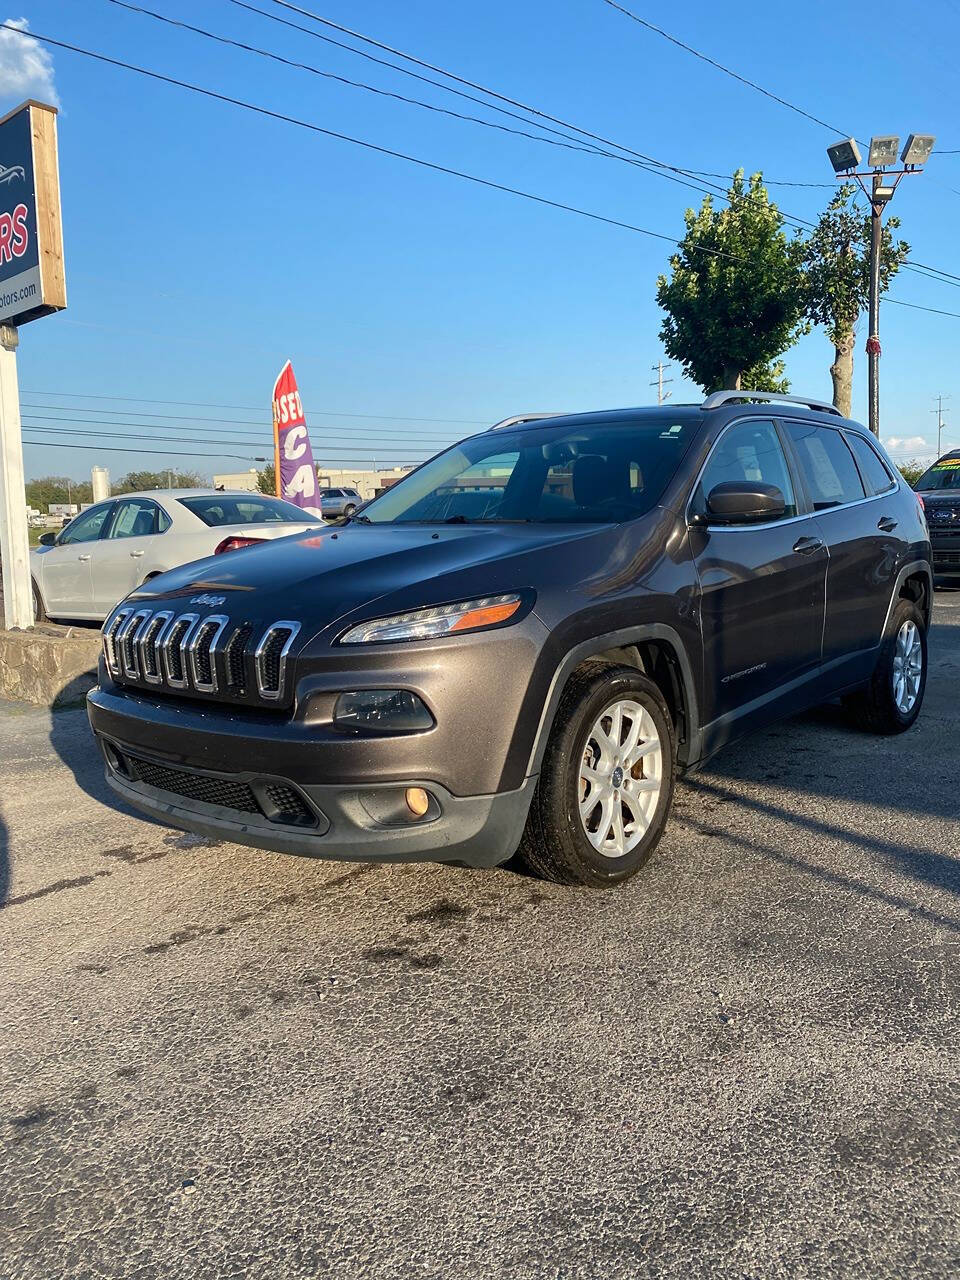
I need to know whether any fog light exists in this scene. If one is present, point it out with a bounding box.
[333,689,433,732]
[405,787,430,818]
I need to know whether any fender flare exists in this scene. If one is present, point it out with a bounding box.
[881,560,933,636]
[525,623,702,777]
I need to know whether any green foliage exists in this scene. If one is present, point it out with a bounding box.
[896,460,926,488]
[113,469,204,494]
[803,183,908,344]
[741,359,790,394]
[257,463,276,495]
[656,171,807,392]
[24,475,93,510]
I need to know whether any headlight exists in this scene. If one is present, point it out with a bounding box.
[340,593,523,644]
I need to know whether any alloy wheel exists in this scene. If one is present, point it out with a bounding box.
[892,619,923,715]
[578,698,663,859]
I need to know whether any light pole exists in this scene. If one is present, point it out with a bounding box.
[826,133,935,436]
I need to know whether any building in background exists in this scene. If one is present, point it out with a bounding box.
[212,469,261,492]
[314,465,413,500]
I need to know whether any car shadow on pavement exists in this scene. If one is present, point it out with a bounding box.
[0,808,9,907]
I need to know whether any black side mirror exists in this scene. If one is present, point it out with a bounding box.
[705,481,785,524]
[38,530,57,546]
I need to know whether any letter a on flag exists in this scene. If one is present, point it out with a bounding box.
[272,361,322,517]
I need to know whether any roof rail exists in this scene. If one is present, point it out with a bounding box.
[488,412,568,431]
[701,390,842,416]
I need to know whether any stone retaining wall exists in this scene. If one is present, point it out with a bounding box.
[0,625,101,708]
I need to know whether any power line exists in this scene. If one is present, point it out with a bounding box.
[20,405,469,438]
[20,436,266,460]
[886,297,960,319]
[20,422,439,455]
[230,4,960,288]
[22,388,487,424]
[5,24,752,264]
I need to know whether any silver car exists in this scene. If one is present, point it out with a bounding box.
[30,489,321,622]
[319,487,362,519]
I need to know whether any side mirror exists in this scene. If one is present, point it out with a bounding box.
[705,481,785,524]
[38,530,57,546]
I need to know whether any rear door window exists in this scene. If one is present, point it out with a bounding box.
[845,432,897,496]
[784,422,865,509]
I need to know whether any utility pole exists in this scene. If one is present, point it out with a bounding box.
[932,394,950,458]
[826,132,935,437]
[650,360,673,405]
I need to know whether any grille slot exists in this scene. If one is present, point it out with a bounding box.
[117,610,150,679]
[255,621,301,700]
[137,611,171,684]
[935,550,960,565]
[224,623,253,692]
[160,613,198,688]
[188,614,229,693]
[102,608,131,677]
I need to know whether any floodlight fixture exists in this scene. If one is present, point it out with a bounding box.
[872,182,896,203]
[901,133,936,165]
[868,135,900,167]
[827,137,861,173]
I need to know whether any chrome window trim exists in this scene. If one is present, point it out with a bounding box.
[102,607,131,677]
[255,620,302,701]
[138,610,172,684]
[160,613,199,689]
[686,414,902,531]
[188,614,230,694]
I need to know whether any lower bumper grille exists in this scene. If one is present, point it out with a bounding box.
[933,550,960,566]
[117,751,318,828]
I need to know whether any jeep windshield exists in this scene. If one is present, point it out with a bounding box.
[358,413,700,524]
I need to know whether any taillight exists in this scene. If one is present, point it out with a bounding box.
[214,535,266,554]
[916,494,925,512]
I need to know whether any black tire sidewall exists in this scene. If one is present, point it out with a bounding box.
[880,601,927,730]
[545,668,676,885]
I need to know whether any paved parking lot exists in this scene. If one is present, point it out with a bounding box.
[1,597,958,1279]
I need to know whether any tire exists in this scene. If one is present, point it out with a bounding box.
[32,579,47,623]
[343,504,357,518]
[519,663,677,886]
[842,599,927,734]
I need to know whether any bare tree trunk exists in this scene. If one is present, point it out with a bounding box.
[830,328,854,417]
[721,365,742,390]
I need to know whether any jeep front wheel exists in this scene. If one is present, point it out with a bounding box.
[519,663,676,886]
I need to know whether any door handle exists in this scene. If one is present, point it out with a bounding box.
[878,516,898,532]
[792,536,824,555]
[129,550,145,558]
[77,554,91,562]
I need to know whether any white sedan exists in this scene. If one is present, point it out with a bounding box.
[30,488,322,622]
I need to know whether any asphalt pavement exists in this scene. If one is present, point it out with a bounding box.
[1,597,958,1279]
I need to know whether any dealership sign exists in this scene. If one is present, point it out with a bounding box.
[272,361,322,518]
[0,100,66,326]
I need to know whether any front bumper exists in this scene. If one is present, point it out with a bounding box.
[87,684,536,867]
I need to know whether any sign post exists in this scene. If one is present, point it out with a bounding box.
[0,100,66,629]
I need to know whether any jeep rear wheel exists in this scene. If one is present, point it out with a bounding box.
[519,663,676,886]
[843,599,927,734]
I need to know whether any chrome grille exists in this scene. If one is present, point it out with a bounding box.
[188,614,229,693]
[102,608,301,703]
[255,621,301,700]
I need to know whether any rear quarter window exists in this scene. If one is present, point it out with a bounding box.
[845,432,896,496]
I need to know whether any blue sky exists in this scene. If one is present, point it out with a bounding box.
[2,0,960,482]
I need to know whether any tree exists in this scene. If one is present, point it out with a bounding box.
[24,475,93,510]
[896,460,925,488]
[114,469,204,494]
[257,463,276,496]
[656,171,807,392]
[803,183,908,417]
[742,359,790,394]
